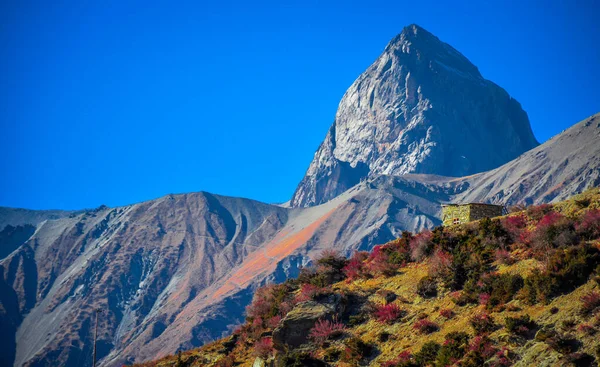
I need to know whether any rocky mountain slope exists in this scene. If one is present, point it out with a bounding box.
[1,112,598,367]
[140,188,600,367]
[291,24,538,208]
[0,24,598,367]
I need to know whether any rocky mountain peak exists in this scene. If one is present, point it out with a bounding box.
[290,25,538,208]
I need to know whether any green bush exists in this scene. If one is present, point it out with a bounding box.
[521,244,600,304]
[487,274,524,309]
[505,315,536,336]
[469,313,496,334]
[414,341,441,366]
[436,332,470,367]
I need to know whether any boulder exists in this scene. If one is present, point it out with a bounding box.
[272,294,343,349]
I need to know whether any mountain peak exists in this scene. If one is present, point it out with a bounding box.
[290,27,538,208]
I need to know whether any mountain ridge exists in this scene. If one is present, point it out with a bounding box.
[291,24,538,207]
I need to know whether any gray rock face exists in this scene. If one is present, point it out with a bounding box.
[272,294,343,349]
[291,24,538,207]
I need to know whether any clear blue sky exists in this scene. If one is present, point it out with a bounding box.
[1,0,598,210]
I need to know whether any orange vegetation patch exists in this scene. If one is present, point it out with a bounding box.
[211,208,338,300]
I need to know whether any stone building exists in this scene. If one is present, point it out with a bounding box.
[441,203,505,226]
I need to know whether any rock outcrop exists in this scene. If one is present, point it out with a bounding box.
[273,294,344,349]
[291,24,538,207]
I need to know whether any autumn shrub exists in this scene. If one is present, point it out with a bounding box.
[495,249,515,265]
[439,308,454,319]
[461,335,498,366]
[429,250,453,280]
[342,251,369,281]
[413,319,439,334]
[527,203,553,221]
[366,245,398,277]
[580,291,600,316]
[373,303,406,324]
[411,230,433,261]
[214,355,235,367]
[246,283,293,328]
[436,332,470,367]
[501,214,528,243]
[267,315,282,329]
[505,314,536,336]
[253,337,273,358]
[577,209,600,240]
[449,290,474,306]
[309,318,346,345]
[530,212,578,255]
[295,283,328,303]
[488,347,513,367]
[339,337,373,364]
[521,244,600,304]
[313,249,349,284]
[381,351,414,367]
[577,323,596,335]
[470,312,496,334]
[385,232,414,266]
[416,276,438,298]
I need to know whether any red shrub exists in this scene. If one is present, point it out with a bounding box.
[503,215,528,230]
[577,209,600,240]
[367,245,397,276]
[469,335,497,360]
[530,211,578,253]
[580,291,600,315]
[479,293,491,306]
[309,318,346,345]
[381,351,413,367]
[410,230,433,261]
[295,283,327,303]
[429,250,453,278]
[491,347,513,367]
[470,312,496,334]
[495,249,515,265]
[440,308,454,319]
[413,319,439,334]
[373,303,405,324]
[278,301,293,315]
[577,323,596,335]
[246,286,274,320]
[267,314,282,329]
[253,337,273,358]
[527,203,553,221]
[502,215,528,245]
[538,212,564,227]
[343,251,369,281]
[215,356,235,367]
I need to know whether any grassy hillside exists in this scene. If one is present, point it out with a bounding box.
[133,188,600,367]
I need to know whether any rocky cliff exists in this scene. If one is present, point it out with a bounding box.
[291,24,538,208]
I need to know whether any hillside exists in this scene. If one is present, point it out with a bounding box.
[140,188,600,367]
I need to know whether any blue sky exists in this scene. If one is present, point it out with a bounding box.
[1,0,598,210]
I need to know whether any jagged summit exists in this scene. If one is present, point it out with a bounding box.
[385,24,482,79]
[290,24,538,208]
